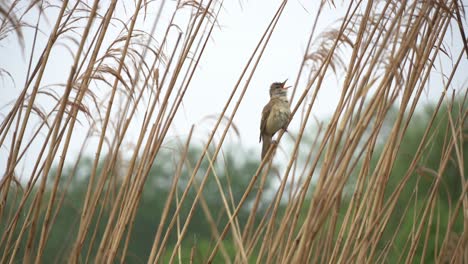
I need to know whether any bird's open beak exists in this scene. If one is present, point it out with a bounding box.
[282,79,291,89]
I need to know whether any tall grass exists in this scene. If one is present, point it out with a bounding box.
[0,0,466,263]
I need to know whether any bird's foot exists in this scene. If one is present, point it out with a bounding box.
[271,140,278,146]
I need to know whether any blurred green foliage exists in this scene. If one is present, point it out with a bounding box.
[1,99,465,263]
[1,145,267,263]
[372,99,466,263]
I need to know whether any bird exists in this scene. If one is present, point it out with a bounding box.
[259,80,291,159]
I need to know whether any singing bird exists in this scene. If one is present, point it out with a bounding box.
[259,80,291,159]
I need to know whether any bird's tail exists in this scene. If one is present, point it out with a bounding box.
[261,135,271,159]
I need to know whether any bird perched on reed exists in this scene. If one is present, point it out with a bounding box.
[259,80,291,159]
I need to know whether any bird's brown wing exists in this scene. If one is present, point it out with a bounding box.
[259,101,272,142]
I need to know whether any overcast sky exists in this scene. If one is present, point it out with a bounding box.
[1,0,466,177]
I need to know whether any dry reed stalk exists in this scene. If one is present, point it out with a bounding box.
[0,0,466,263]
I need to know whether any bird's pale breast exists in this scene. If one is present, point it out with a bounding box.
[265,100,290,135]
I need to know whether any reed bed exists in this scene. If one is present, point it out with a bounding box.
[0,0,467,263]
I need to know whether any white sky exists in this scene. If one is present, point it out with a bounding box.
[0,0,466,178]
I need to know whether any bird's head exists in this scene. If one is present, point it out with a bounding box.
[269,79,290,98]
